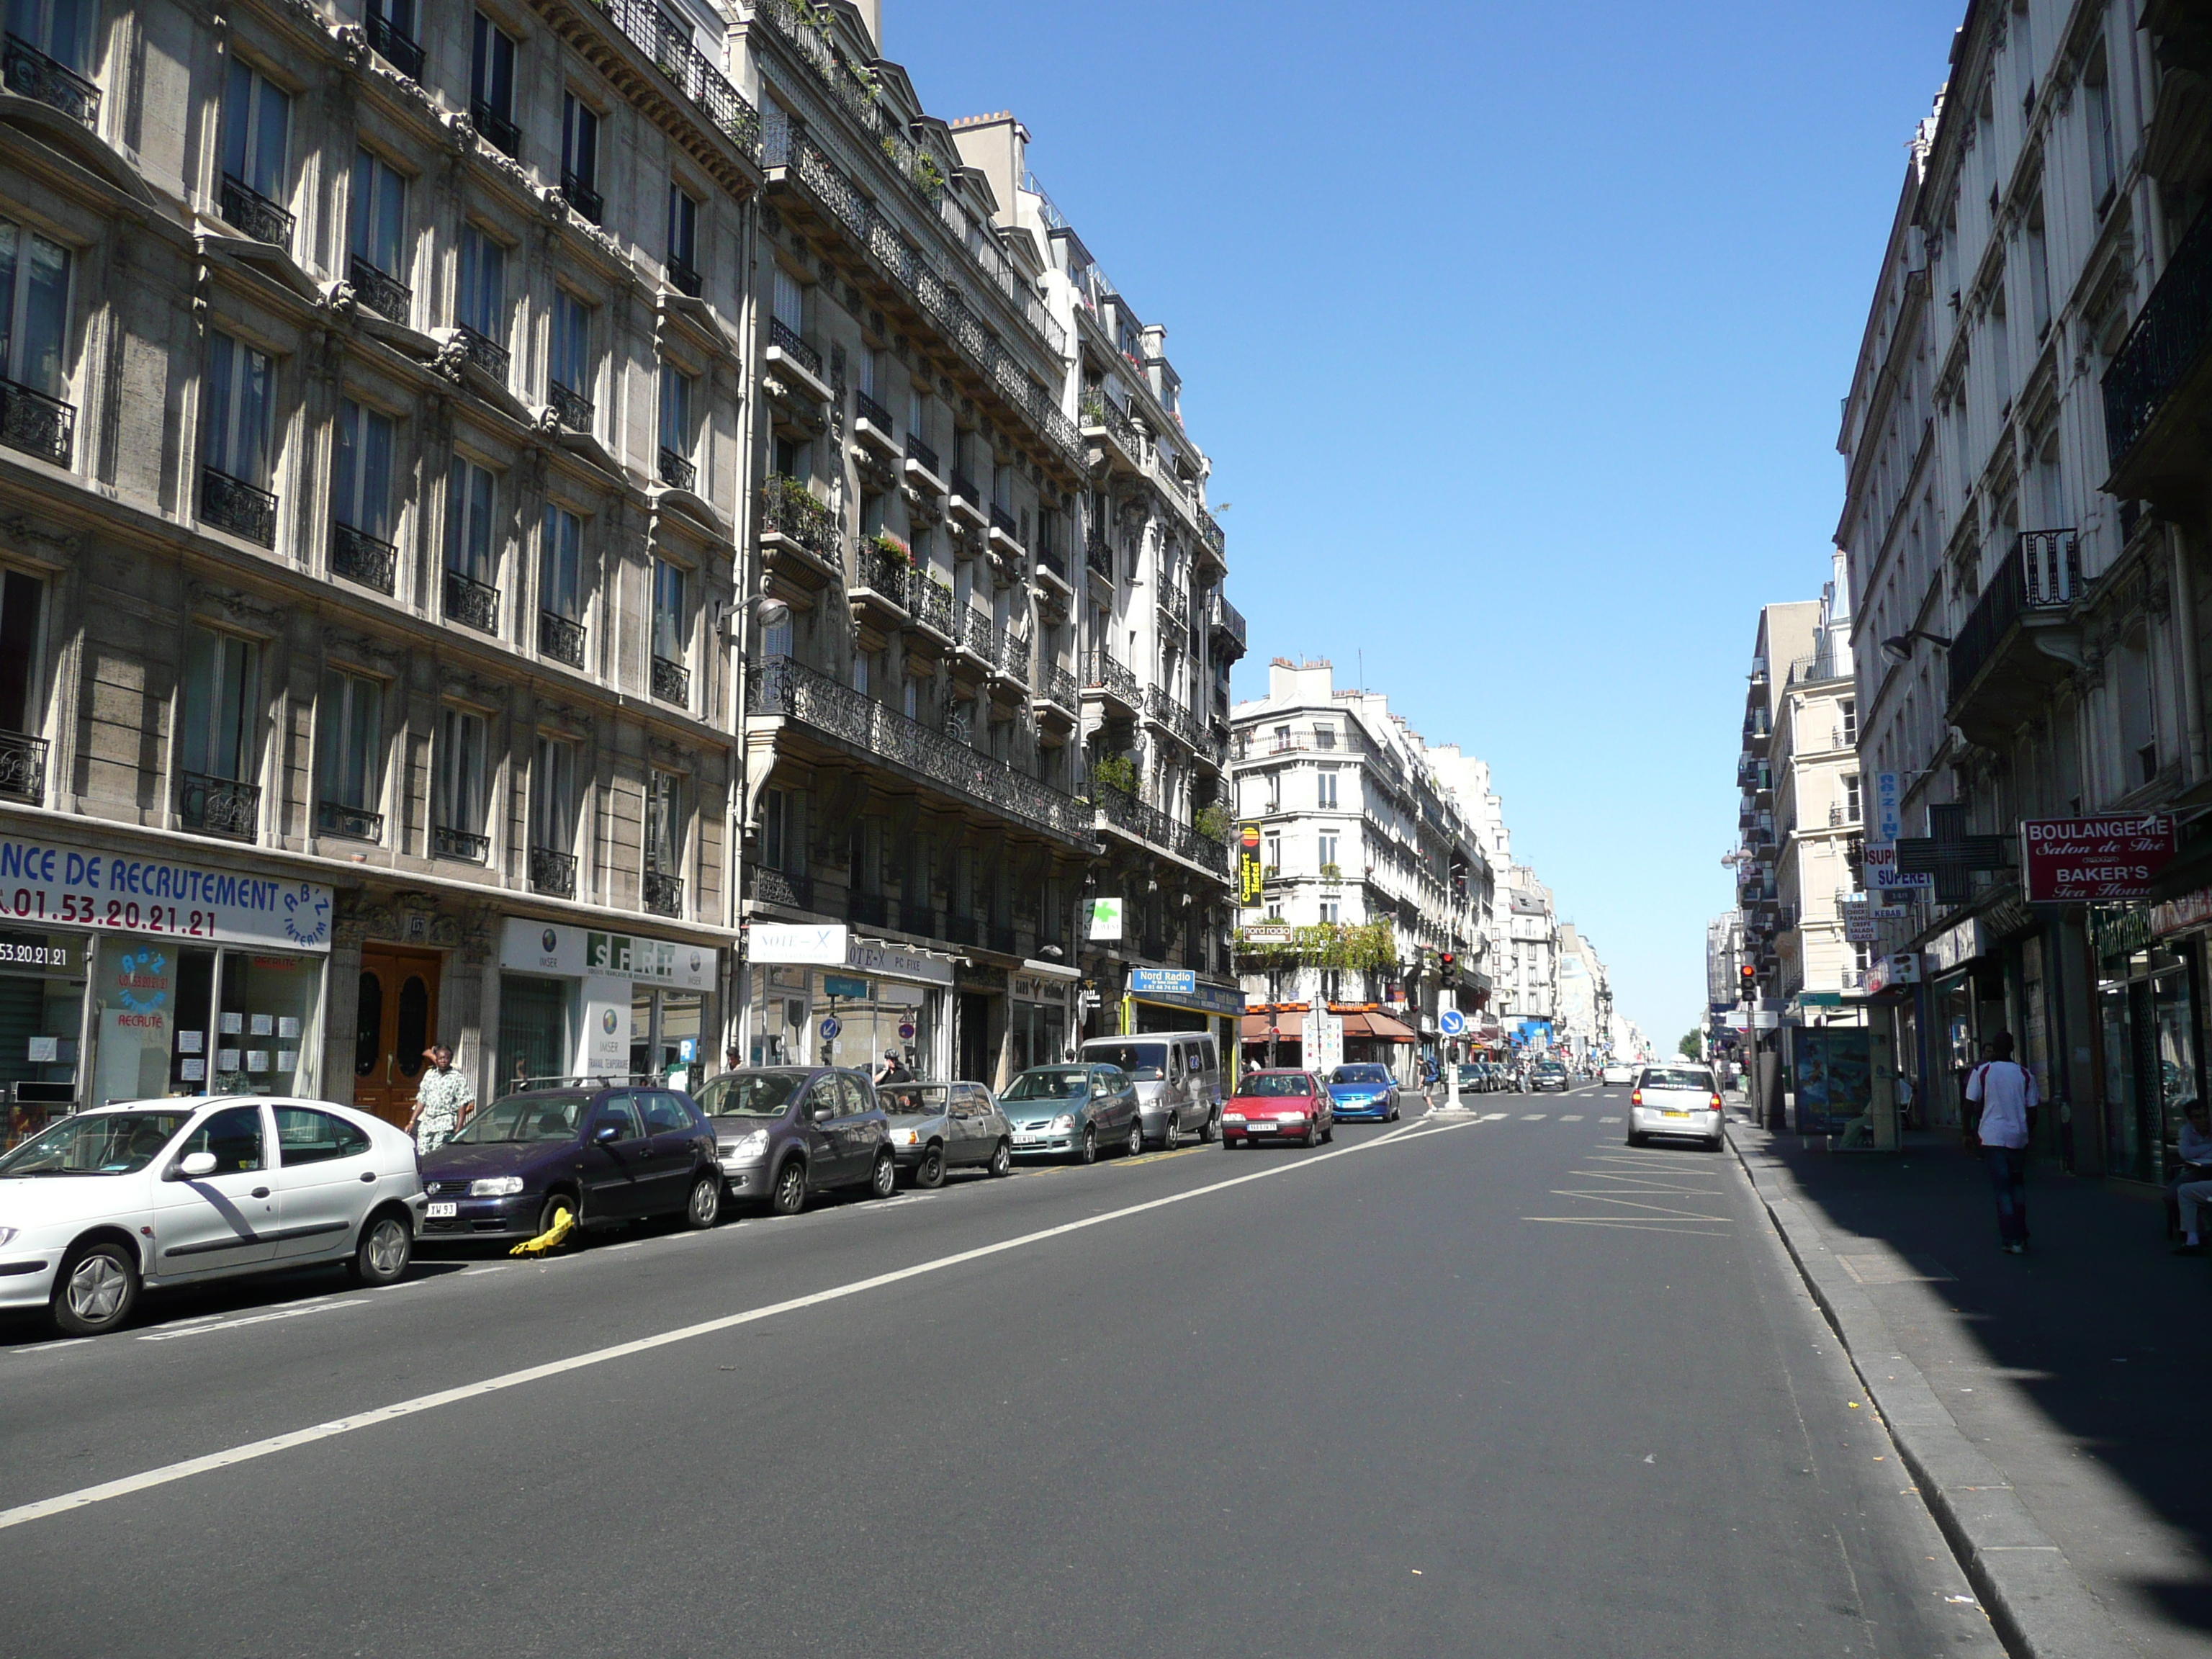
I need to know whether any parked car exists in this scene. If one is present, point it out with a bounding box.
[0,1097,423,1337]
[1079,1034,1223,1146]
[1222,1070,1334,1147]
[1529,1061,1571,1093]
[1326,1063,1401,1122]
[1454,1064,1490,1095]
[1000,1064,1143,1164]
[876,1080,1013,1187]
[691,1069,898,1215]
[1601,1061,1637,1086]
[418,1082,724,1241]
[1627,1065,1726,1151]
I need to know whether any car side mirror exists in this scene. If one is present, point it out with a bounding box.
[170,1150,217,1181]
[593,1123,622,1146]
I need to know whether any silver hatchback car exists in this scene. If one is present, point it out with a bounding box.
[1627,1064,1725,1151]
[876,1080,1014,1187]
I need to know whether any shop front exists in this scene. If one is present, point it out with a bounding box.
[742,922,954,1079]
[0,831,334,1146]
[1125,969,1243,1080]
[1009,965,1079,1072]
[495,918,720,1094]
[2093,902,2200,1184]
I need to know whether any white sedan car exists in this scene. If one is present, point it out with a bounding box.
[0,1097,426,1336]
[1626,1066,1726,1151]
[1601,1062,1636,1086]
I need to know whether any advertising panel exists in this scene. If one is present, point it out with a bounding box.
[1086,897,1123,941]
[1791,1026,1871,1135]
[1302,1006,1343,1074]
[1862,842,1932,892]
[503,919,716,988]
[1871,771,1902,848]
[0,834,332,950]
[2019,816,2176,903]
[1237,824,1264,906]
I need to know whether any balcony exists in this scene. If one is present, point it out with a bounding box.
[201,467,276,547]
[331,521,397,595]
[1085,534,1114,583]
[999,629,1031,683]
[853,390,900,460]
[548,379,593,434]
[539,610,586,668]
[665,255,702,299]
[364,11,423,80]
[752,866,814,911]
[2103,204,2212,503]
[905,568,955,637]
[1035,539,1069,590]
[1080,393,1143,474]
[316,800,382,842]
[1785,649,1849,686]
[0,729,48,802]
[752,657,1095,845]
[903,432,942,482]
[444,567,501,634]
[4,33,99,125]
[651,655,691,706]
[433,824,489,862]
[658,446,696,493]
[1156,576,1187,624]
[471,98,521,159]
[348,255,410,323]
[958,607,997,669]
[850,539,911,631]
[530,846,577,898]
[1208,591,1246,661]
[593,0,761,162]
[219,174,293,250]
[948,472,985,529]
[1084,778,1230,878]
[561,169,603,226]
[179,771,258,840]
[643,868,683,917]
[766,317,826,388]
[987,503,1024,559]
[760,475,841,588]
[1946,531,2082,744]
[0,377,73,466]
[1082,649,1141,712]
[455,324,508,384]
[1035,662,1079,715]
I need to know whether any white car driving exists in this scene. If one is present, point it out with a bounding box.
[1626,1066,1726,1151]
[1601,1062,1636,1087]
[0,1097,426,1336]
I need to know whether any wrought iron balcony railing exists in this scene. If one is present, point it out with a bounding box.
[665,255,702,298]
[1082,649,1139,706]
[364,11,423,80]
[1208,591,1246,657]
[750,656,1094,844]
[1156,577,1187,620]
[752,866,813,911]
[548,379,593,434]
[651,654,690,706]
[1035,541,1068,585]
[949,472,982,513]
[988,503,1020,544]
[643,868,683,917]
[658,446,696,491]
[1947,530,2082,707]
[471,98,521,158]
[2103,206,2212,471]
[434,824,489,862]
[349,255,410,323]
[0,729,47,802]
[854,389,894,432]
[331,521,397,594]
[1040,662,1078,710]
[561,169,603,225]
[202,467,276,547]
[1086,534,1114,580]
[220,174,293,248]
[1079,393,1142,461]
[761,475,840,559]
[593,0,761,161]
[906,569,954,634]
[0,377,73,466]
[456,323,509,382]
[539,610,586,667]
[4,32,99,125]
[316,800,382,842]
[960,608,997,664]
[853,541,910,601]
[179,771,258,840]
[904,432,940,476]
[530,845,577,897]
[1000,629,1031,680]
[444,567,500,634]
[768,317,822,378]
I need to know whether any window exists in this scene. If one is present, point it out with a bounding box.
[652,559,684,665]
[349,150,408,282]
[1316,768,1338,809]
[274,1107,371,1166]
[560,93,600,209]
[1843,775,1861,824]
[2025,203,2051,338]
[180,1105,265,1174]
[204,331,274,487]
[907,387,927,444]
[317,670,383,827]
[457,225,506,346]
[550,289,592,403]
[647,770,683,873]
[1314,724,1336,750]
[1264,772,1280,813]
[1263,830,1280,872]
[222,60,289,204]
[0,217,71,399]
[532,734,576,855]
[2085,55,2117,207]
[666,185,699,287]
[334,399,395,540]
[541,505,582,620]
[1318,832,1338,870]
[9,0,92,74]
[773,266,804,334]
[470,12,517,149]
[436,706,487,842]
[902,678,917,720]
[1318,900,1339,925]
[1839,697,1857,747]
[659,365,693,466]
[1264,901,1282,922]
[761,787,788,871]
[1272,723,1290,752]
[0,570,44,750]
[446,457,497,583]
[180,626,259,785]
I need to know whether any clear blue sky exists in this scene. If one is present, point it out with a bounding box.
[890,0,1961,1046]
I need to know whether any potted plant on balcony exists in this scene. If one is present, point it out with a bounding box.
[1089,752,1138,798]
[868,531,912,567]
[1192,803,1233,843]
[1318,861,1342,881]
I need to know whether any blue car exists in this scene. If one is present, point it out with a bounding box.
[1326,1063,1401,1123]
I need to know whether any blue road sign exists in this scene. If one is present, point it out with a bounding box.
[1439,1009,1466,1038]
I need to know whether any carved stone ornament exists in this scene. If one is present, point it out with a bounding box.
[189,581,282,628]
[323,626,403,667]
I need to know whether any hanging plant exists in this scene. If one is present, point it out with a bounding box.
[1236,920,1395,973]
[868,531,912,565]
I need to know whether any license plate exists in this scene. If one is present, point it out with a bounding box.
[427,1201,458,1218]
[1662,1110,1689,1119]
[1014,1133,1043,1144]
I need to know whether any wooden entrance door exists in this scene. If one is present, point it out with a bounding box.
[354,948,442,1128]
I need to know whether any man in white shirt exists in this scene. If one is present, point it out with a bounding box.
[1965,1033,2037,1254]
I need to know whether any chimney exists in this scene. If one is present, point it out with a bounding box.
[852,0,881,53]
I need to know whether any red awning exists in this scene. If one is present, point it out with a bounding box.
[1341,1010,1416,1042]
[1240,1010,1304,1043]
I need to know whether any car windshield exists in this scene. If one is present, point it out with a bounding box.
[1004,1069,1091,1102]
[451,1094,588,1143]
[879,1084,949,1116]
[1083,1043,1166,1082]
[694,1072,808,1118]
[1241,1073,1313,1097]
[0,1110,196,1176]
[1642,1069,1715,1092]
[1535,1063,1565,1074]
[1330,1066,1390,1085]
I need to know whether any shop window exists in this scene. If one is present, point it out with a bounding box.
[180,626,260,788]
[498,974,568,1092]
[0,217,72,403]
[0,928,85,1143]
[215,953,320,1095]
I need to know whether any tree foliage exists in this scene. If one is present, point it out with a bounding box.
[1677,1029,1703,1060]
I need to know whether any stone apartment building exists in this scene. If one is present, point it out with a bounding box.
[0,0,760,1136]
[1836,0,2212,1176]
[1496,868,1557,1051]
[1770,560,1865,1026]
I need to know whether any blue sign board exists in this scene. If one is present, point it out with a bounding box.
[819,1016,842,1040]
[1128,968,1197,996]
[1439,1009,1466,1037]
[823,974,870,1001]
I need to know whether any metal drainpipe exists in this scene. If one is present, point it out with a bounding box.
[2172,523,2207,785]
[724,192,767,1066]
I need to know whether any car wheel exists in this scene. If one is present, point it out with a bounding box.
[1705,1136,1725,1154]
[348,1211,413,1285]
[685,1172,722,1228]
[51,1241,138,1337]
[1200,1110,1220,1145]
[770,1159,808,1216]
[1127,1119,1145,1159]
[987,1139,1013,1178]
[1303,1119,1320,1148]
[913,1145,946,1189]
[1156,1115,1178,1152]
[1074,1125,1098,1166]
[1626,1131,1645,1148]
[534,1192,581,1246]
[1388,1103,1401,1123]
[868,1151,897,1200]
[1323,1118,1335,1143]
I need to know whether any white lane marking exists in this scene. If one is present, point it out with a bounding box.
[0,1114,1465,1532]
[6,1339,91,1357]
[1599,1115,1621,1123]
[136,1301,363,1344]
[1521,1114,1547,1121]
[1481,1112,1510,1121]
[1558,1115,1584,1122]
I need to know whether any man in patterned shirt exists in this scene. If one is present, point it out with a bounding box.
[408,1045,475,1153]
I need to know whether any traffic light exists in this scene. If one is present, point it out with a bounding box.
[1739,963,1756,987]
[1440,951,1455,972]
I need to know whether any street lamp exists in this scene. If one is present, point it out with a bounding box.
[1879,629,1951,666]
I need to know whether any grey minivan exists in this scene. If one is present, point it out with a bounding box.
[692,1068,897,1215]
[876,1080,1014,1187]
[1079,1034,1223,1148]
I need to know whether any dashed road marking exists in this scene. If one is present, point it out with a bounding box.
[1521,1114,1547,1121]
[1559,1115,1584,1122]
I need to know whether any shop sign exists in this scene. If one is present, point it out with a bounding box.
[748,922,849,966]
[1865,951,1923,996]
[1240,925,1292,946]
[1237,823,1264,905]
[1129,977,1243,1017]
[1128,968,1197,996]
[2090,904,2154,963]
[1839,900,1877,944]
[846,938,954,986]
[1086,897,1123,941]
[1863,844,1932,891]
[2152,886,2212,940]
[1871,771,1902,847]
[822,974,871,1001]
[2020,815,2176,903]
[1925,916,1987,975]
[0,834,332,950]
[1302,1006,1343,1074]
[501,919,715,989]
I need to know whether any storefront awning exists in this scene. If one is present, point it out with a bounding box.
[1240,1010,1304,1043]
[1342,1011,1416,1042]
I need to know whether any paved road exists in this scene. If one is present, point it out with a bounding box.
[0,1086,1995,1658]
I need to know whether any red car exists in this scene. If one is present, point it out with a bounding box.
[1222,1070,1334,1148]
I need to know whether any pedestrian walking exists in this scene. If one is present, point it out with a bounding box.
[1964,1033,2036,1254]
[408,1044,475,1154]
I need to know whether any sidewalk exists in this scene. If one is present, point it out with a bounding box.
[1728,1109,2211,1658]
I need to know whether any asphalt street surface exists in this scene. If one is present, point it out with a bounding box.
[0,1085,1996,1658]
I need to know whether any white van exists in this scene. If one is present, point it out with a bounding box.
[1079,1033,1223,1148]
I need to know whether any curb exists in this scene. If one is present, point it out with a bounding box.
[1723,1121,2129,1659]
